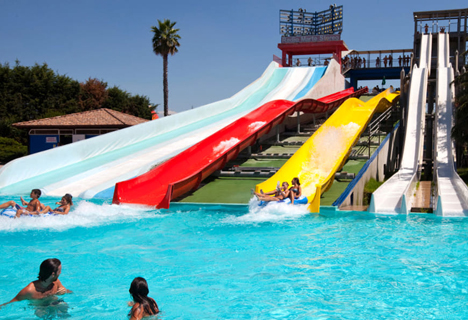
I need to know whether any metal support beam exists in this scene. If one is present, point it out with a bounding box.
[296,112,301,133]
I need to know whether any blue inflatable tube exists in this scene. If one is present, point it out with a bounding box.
[0,208,56,218]
[259,196,308,207]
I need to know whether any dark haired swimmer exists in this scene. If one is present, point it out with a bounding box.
[0,189,42,218]
[37,194,73,215]
[0,258,72,309]
[289,177,302,204]
[128,277,159,320]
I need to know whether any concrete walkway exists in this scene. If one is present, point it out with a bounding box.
[411,181,433,212]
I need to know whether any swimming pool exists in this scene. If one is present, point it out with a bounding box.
[1,195,468,319]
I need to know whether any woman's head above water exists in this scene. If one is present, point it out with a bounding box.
[128,277,159,317]
[129,277,149,301]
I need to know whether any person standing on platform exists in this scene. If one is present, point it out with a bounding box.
[389,55,393,67]
[383,55,388,68]
[296,58,301,67]
[398,55,402,67]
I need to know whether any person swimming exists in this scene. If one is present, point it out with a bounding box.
[128,277,159,320]
[289,177,302,205]
[37,194,73,215]
[0,258,72,309]
[253,182,290,202]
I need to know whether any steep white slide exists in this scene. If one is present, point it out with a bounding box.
[0,62,340,199]
[369,34,432,214]
[433,32,468,216]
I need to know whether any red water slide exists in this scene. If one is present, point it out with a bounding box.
[112,87,367,208]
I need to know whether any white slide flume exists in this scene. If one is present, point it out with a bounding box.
[433,32,468,216]
[369,34,432,214]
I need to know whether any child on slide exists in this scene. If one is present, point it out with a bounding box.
[37,194,73,215]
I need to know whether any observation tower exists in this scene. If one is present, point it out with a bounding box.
[277,5,347,67]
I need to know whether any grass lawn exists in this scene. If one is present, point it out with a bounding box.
[178,177,264,204]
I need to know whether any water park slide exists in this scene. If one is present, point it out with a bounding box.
[112,87,367,208]
[433,32,468,216]
[255,88,400,213]
[369,33,432,214]
[0,61,337,199]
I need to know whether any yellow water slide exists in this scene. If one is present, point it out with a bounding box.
[255,88,400,212]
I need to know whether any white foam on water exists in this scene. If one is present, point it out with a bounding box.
[248,121,266,132]
[221,198,309,224]
[0,201,165,232]
[213,138,240,157]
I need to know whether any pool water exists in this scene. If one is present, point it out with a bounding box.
[1,195,468,319]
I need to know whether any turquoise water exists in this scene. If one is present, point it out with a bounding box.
[1,195,468,319]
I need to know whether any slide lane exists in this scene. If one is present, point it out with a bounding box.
[369,33,431,214]
[0,64,325,199]
[112,88,366,208]
[255,88,399,213]
[434,32,468,216]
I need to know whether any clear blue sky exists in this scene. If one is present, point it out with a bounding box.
[0,0,466,112]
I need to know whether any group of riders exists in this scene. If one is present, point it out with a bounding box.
[253,177,302,204]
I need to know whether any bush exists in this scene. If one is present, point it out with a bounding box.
[0,137,27,163]
[363,178,384,205]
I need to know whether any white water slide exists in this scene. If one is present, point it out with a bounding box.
[0,61,343,199]
[433,33,468,216]
[369,34,432,214]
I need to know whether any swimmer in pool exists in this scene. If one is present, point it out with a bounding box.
[0,189,42,218]
[37,194,73,215]
[128,277,159,320]
[289,177,302,205]
[254,182,290,202]
[0,258,72,309]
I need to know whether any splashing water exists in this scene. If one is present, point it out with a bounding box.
[248,121,266,132]
[0,199,165,232]
[213,138,240,157]
[222,197,309,224]
[300,122,360,196]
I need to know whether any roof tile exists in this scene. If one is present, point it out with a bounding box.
[13,108,149,127]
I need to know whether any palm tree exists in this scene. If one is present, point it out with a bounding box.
[151,19,181,117]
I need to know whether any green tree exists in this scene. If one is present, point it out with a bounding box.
[151,19,181,117]
[103,86,155,119]
[0,61,155,160]
[0,137,27,163]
